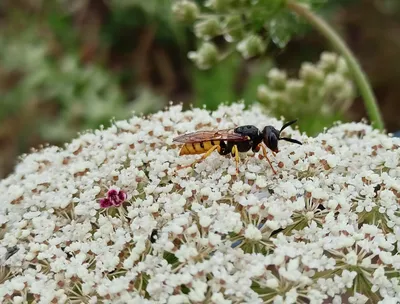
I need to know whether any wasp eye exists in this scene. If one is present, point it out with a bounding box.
[267,134,278,152]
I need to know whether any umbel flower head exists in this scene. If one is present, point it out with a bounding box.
[1,103,400,303]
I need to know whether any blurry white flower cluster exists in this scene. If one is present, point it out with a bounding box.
[1,103,399,303]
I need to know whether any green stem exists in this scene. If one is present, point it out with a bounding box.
[286,0,384,130]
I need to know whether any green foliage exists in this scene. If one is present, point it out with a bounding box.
[0,32,126,142]
[0,0,175,145]
[193,53,273,110]
[105,0,184,44]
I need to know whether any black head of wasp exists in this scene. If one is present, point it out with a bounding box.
[173,119,302,174]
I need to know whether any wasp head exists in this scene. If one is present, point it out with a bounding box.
[262,120,302,152]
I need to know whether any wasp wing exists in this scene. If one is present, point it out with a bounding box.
[173,129,249,143]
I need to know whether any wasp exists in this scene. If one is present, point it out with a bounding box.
[173,120,302,174]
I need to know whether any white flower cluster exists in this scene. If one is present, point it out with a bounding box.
[1,103,399,303]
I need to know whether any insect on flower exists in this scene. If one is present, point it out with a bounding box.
[173,120,302,174]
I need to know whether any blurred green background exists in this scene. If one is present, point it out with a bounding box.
[1,0,399,178]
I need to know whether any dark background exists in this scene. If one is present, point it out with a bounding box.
[1,0,399,178]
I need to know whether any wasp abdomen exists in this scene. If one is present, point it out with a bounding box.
[179,141,220,155]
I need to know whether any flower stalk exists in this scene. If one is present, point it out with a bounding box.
[286,0,384,130]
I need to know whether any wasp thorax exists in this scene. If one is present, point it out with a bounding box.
[234,125,262,142]
[234,125,259,135]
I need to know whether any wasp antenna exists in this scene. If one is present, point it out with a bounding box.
[280,137,302,145]
[279,119,298,133]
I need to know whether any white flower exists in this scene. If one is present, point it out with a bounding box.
[341,269,357,288]
[175,244,199,262]
[211,292,232,304]
[244,224,262,241]
[188,280,208,302]
[325,154,340,168]
[279,258,302,282]
[284,288,298,304]
[208,232,222,246]
[349,293,369,304]
[199,215,212,228]
[379,251,393,265]
[345,250,358,266]
[168,294,190,304]
[379,296,400,304]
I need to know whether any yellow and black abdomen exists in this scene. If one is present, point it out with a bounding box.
[179,140,220,155]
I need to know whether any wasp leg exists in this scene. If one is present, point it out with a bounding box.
[231,145,240,174]
[178,145,221,170]
[256,144,277,175]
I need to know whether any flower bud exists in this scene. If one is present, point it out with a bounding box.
[318,52,339,74]
[257,85,274,105]
[257,85,286,107]
[188,42,219,69]
[236,34,266,59]
[172,0,200,23]
[300,62,324,83]
[267,68,287,90]
[223,15,244,42]
[336,57,350,76]
[323,73,349,96]
[205,0,231,11]
[194,17,222,40]
[286,79,305,100]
